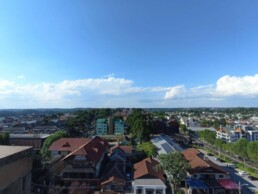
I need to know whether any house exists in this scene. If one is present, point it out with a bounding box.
[52,136,109,191]
[110,145,134,158]
[151,135,183,155]
[101,160,126,192]
[216,126,237,142]
[183,148,238,194]
[238,125,258,141]
[0,145,33,194]
[216,125,258,142]
[49,137,91,158]
[183,148,229,180]
[133,158,166,194]
[100,144,134,193]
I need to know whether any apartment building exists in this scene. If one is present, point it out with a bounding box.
[96,118,124,135]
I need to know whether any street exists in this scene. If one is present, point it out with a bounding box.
[199,149,258,194]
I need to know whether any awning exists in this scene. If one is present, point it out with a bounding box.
[205,179,223,189]
[216,179,239,190]
[186,179,208,189]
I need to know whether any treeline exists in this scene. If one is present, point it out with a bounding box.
[65,108,115,130]
[199,130,258,163]
[199,118,226,128]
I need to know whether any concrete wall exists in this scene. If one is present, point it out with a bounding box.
[0,154,32,194]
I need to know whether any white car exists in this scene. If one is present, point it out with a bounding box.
[227,163,236,168]
[238,170,248,176]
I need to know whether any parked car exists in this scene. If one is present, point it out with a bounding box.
[227,163,236,168]
[207,153,214,156]
[248,175,258,181]
[238,170,248,176]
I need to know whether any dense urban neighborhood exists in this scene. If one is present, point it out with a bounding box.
[1,108,258,194]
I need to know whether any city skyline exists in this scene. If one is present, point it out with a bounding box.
[1,1,258,108]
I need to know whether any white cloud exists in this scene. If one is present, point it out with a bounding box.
[0,74,258,108]
[164,85,185,99]
[215,74,258,97]
[0,77,173,108]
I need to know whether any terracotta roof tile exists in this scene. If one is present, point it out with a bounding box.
[183,148,226,174]
[110,145,133,154]
[49,138,91,152]
[134,158,164,180]
[62,136,109,163]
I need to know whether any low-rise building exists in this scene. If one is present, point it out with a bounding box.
[182,148,239,194]
[9,133,50,151]
[133,158,166,194]
[49,137,91,158]
[216,127,237,142]
[0,145,33,194]
[50,136,109,191]
[151,135,183,155]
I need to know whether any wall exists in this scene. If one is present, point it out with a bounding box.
[0,155,32,194]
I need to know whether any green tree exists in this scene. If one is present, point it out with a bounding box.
[127,109,151,141]
[179,124,187,134]
[158,152,190,191]
[233,138,249,160]
[137,142,157,157]
[0,132,9,145]
[247,141,258,162]
[41,131,69,159]
[198,130,216,144]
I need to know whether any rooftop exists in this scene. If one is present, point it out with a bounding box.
[9,133,51,139]
[0,145,32,166]
[133,178,166,187]
[134,158,164,180]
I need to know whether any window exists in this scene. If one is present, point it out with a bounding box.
[218,175,224,178]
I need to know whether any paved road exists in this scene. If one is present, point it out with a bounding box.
[199,149,257,194]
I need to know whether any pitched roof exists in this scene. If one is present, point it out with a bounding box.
[134,158,164,180]
[62,136,109,163]
[110,145,133,154]
[101,160,126,183]
[110,150,127,162]
[49,138,91,152]
[101,176,125,185]
[183,148,226,174]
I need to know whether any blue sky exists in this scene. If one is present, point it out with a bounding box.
[0,0,258,108]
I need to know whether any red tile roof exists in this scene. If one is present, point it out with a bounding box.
[49,138,91,152]
[134,158,164,180]
[110,145,133,154]
[183,148,226,174]
[62,136,109,163]
[101,176,125,185]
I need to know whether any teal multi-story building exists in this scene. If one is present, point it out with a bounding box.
[96,119,108,135]
[114,119,125,135]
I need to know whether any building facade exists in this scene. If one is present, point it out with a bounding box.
[114,119,125,135]
[0,146,33,194]
[96,118,125,135]
[96,119,108,135]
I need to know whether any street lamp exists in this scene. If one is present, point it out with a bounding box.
[238,182,248,194]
